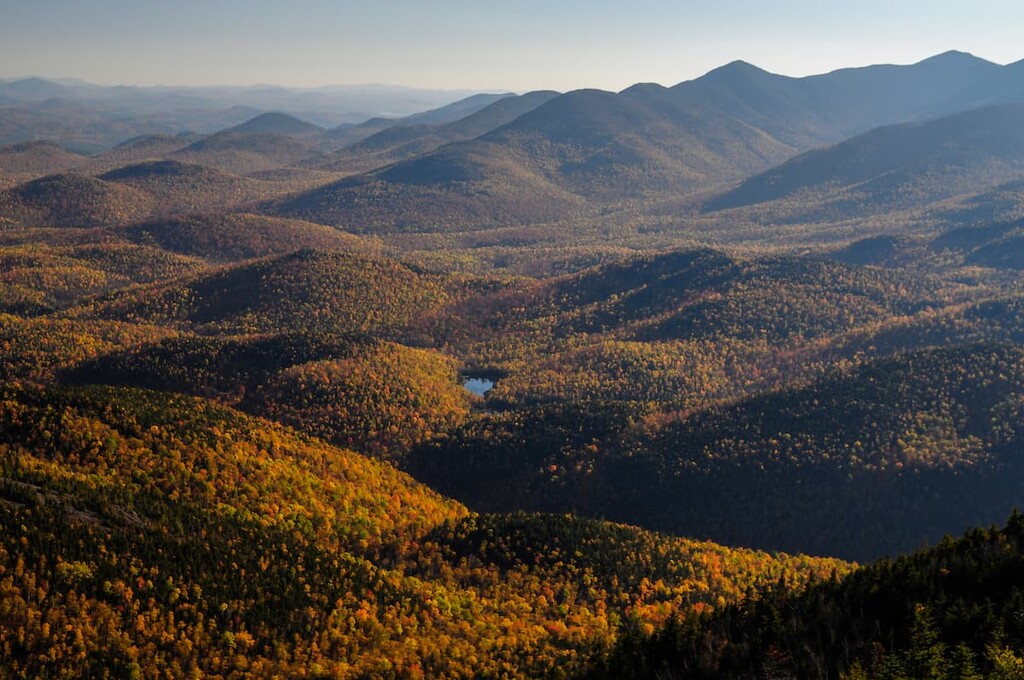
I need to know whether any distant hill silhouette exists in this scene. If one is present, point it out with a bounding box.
[399,92,514,126]
[221,112,324,137]
[931,56,1024,115]
[0,77,69,103]
[320,117,401,149]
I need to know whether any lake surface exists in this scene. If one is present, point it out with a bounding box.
[463,378,494,397]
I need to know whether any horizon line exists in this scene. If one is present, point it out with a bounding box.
[1,50,1017,96]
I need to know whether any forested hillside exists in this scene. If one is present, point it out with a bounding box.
[62,332,474,462]
[0,384,845,677]
[705,104,1024,223]
[591,511,1024,679]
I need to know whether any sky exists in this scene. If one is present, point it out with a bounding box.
[1,0,1022,92]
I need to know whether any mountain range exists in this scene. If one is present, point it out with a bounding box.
[261,51,1024,233]
[6,51,1024,240]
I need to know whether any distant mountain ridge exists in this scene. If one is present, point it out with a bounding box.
[672,51,1003,146]
[306,90,561,172]
[270,51,1024,232]
[705,103,1024,219]
[316,92,519,152]
[0,79,506,150]
[5,52,1024,236]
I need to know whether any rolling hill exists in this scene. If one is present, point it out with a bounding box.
[397,92,514,125]
[120,212,369,262]
[0,77,70,103]
[929,176,1024,227]
[931,55,1024,114]
[0,173,155,227]
[268,84,797,231]
[319,116,401,149]
[544,248,942,341]
[0,160,316,228]
[824,215,1024,272]
[0,314,179,383]
[439,90,562,139]
[427,83,796,195]
[272,141,586,232]
[97,160,278,214]
[437,247,952,408]
[72,248,460,336]
[0,141,87,185]
[671,51,1004,148]
[0,240,206,315]
[171,130,316,173]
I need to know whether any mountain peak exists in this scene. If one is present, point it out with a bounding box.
[680,60,779,89]
[916,50,991,66]
[705,60,772,77]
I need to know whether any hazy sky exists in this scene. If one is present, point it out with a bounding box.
[1,0,1022,91]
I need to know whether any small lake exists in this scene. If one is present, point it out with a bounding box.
[463,378,494,397]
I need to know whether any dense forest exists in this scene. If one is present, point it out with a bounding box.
[0,384,844,677]
[411,345,1024,560]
